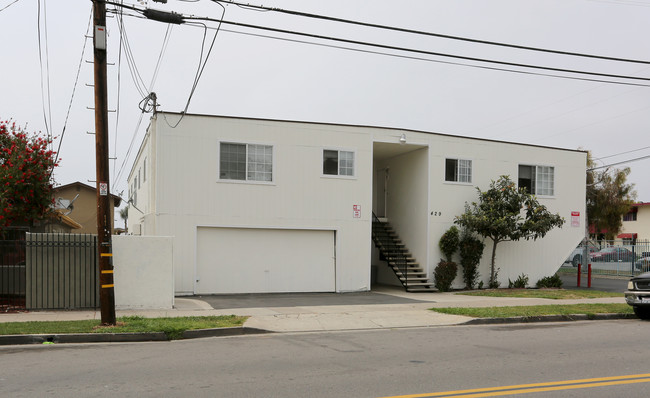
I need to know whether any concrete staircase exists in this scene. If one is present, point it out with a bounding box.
[371,217,434,292]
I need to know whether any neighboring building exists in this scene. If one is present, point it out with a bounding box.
[619,202,650,244]
[52,182,122,234]
[127,113,587,295]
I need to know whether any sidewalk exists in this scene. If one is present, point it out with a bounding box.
[0,285,627,333]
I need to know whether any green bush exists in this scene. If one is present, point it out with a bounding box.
[439,226,460,262]
[434,260,458,292]
[508,273,529,288]
[458,232,484,289]
[536,273,563,288]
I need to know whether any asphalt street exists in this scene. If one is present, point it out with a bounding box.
[2,320,650,397]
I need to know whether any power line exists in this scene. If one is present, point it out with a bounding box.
[0,0,21,13]
[110,9,174,189]
[218,0,650,66]
[36,0,53,146]
[595,145,650,161]
[588,153,650,170]
[184,22,650,89]
[162,1,225,129]
[188,16,650,83]
[52,9,93,172]
[107,1,650,85]
[112,111,145,187]
[115,9,148,97]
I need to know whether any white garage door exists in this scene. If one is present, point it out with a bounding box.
[196,227,336,294]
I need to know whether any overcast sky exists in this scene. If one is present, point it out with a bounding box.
[1,0,649,222]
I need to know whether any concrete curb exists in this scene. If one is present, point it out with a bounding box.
[463,313,637,325]
[0,327,272,346]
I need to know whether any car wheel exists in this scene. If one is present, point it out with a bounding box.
[572,254,581,267]
[633,306,650,320]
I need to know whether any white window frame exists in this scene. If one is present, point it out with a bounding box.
[444,158,473,184]
[218,141,274,184]
[322,148,356,178]
[518,164,555,197]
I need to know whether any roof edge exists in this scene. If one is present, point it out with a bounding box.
[155,111,588,154]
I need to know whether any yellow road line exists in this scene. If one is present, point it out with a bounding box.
[379,373,650,398]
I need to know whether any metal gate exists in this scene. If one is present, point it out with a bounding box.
[0,228,27,311]
[25,233,100,309]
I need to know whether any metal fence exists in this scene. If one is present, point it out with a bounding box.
[561,239,650,277]
[0,228,27,310]
[25,233,100,309]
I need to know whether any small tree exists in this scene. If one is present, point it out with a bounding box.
[120,206,128,232]
[438,225,459,262]
[455,176,564,287]
[0,120,57,230]
[586,152,635,240]
[435,226,460,292]
[458,230,484,289]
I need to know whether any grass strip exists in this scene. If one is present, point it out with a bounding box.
[457,289,622,299]
[431,304,632,318]
[0,315,247,340]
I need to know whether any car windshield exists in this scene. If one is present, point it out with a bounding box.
[600,247,616,253]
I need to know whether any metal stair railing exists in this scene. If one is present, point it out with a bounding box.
[372,212,408,291]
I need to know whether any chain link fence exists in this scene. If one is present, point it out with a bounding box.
[561,239,650,277]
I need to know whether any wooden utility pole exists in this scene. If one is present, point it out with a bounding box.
[93,0,116,325]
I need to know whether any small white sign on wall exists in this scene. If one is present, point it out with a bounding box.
[571,211,580,227]
[353,205,361,218]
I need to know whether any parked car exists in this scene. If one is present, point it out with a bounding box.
[590,246,636,262]
[566,246,598,267]
[625,272,650,319]
[636,256,650,272]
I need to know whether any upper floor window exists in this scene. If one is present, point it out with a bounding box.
[220,142,273,182]
[623,208,638,222]
[445,158,472,183]
[323,149,355,177]
[518,165,554,196]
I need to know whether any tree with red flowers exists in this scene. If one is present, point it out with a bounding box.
[0,120,58,230]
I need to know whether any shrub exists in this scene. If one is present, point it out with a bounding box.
[536,273,563,288]
[508,273,529,288]
[439,226,460,262]
[458,232,484,289]
[434,260,458,292]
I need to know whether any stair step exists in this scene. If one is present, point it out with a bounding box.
[406,287,435,292]
[405,281,435,287]
[395,271,427,276]
[399,277,430,282]
[373,217,435,292]
[387,259,417,264]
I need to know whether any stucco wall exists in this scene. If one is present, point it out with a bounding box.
[113,235,173,309]
[128,114,586,293]
[145,115,371,294]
